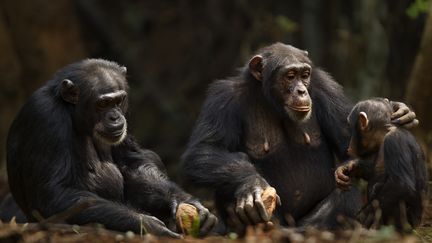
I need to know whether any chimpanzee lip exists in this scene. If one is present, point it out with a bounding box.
[97,129,124,141]
[287,105,311,112]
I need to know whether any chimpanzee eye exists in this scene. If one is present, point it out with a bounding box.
[115,95,126,107]
[286,72,295,80]
[97,99,110,109]
[116,97,124,106]
[301,71,310,79]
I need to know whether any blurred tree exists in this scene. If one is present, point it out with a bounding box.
[406,2,432,161]
[0,0,86,173]
[0,0,428,185]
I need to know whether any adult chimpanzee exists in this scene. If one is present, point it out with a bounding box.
[6,59,217,237]
[182,43,418,232]
[335,98,427,231]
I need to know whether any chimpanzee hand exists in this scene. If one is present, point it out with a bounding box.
[180,200,218,237]
[140,214,182,238]
[335,160,358,190]
[390,101,419,129]
[234,176,280,225]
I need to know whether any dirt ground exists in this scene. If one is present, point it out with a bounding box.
[0,175,431,243]
[0,202,431,243]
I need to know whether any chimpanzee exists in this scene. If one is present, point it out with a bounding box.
[6,59,217,237]
[335,98,427,231]
[182,43,418,232]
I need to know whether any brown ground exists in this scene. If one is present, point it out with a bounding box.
[0,176,431,243]
[0,202,430,243]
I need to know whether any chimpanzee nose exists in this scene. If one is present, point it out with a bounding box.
[297,88,307,95]
[106,111,120,122]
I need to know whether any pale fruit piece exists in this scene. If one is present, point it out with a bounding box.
[261,187,277,216]
[175,203,199,235]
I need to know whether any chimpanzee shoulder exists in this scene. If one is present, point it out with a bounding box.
[187,77,247,150]
[310,68,351,120]
[7,85,73,186]
[309,68,352,161]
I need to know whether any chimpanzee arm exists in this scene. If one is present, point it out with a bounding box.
[182,80,268,196]
[311,69,352,163]
[182,80,273,227]
[40,187,180,237]
[112,136,217,236]
[113,137,191,219]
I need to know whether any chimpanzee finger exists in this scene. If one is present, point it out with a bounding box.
[244,193,261,224]
[199,213,217,236]
[253,189,269,222]
[392,111,416,126]
[335,176,350,186]
[335,177,350,189]
[390,105,409,120]
[193,203,208,222]
[335,168,349,181]
[196,206,209,228]
[236,197,251,225]
[265,221,274,230]
[146,215,182,239]
[399,118,419,129]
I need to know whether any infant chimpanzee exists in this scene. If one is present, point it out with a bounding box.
[335,98,427,231]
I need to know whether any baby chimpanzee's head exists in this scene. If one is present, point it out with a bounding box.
[347,98,393,158]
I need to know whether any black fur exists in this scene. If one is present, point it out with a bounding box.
[349,99,427,230]
[182,43,361,230]
[6,59,197,235]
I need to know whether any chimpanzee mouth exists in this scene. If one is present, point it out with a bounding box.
[286,105,311,112]
[284,104,312,123]
[94,125,127,145]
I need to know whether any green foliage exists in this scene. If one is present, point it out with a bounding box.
[373,225,396,241]
[228,232,238,240]
[275,15,298,33]
[406,0,430,19]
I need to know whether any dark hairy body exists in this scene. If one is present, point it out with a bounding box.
[182,43,418,232]
[336,98,427,230]
[6,59,216,237]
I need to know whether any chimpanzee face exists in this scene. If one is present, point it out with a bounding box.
[92,89,128,145]
[249,43,313,122]
[347,99,392,158]
[59,63,129,145]
[271,63,312,122]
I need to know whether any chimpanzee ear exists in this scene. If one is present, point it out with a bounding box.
[120,66,127,75]
[358,112,369,131]
[249,55,263,81]
[60,79,79,104]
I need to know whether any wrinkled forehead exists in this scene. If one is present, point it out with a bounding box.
[90,67,127,94]
[262,44,312,69]
[279,45,311,65]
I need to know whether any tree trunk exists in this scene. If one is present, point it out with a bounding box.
[0,0,86,173]
[405,4,432,162]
